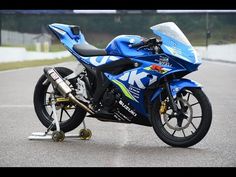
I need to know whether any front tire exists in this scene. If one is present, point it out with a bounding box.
[151,88,212,147]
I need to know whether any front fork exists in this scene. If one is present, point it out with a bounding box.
[164,78,178,115]
[163,79,187,127]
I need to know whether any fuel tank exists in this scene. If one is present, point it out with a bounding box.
[105,35,149,57]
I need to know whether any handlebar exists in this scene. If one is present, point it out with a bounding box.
[131,39,147,48]
[131,37,162,49]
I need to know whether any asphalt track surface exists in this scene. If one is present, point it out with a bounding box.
[0,60,236,167]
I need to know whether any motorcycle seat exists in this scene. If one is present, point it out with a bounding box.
[73,42,107,57]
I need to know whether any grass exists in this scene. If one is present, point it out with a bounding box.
[0,56,75,71]
[2,43,67,52]
[25,43,67,52]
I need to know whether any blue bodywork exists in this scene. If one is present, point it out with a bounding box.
[106,35,150,57]
[48,22,202,118]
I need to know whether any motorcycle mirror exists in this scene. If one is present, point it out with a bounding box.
[70,25,81,35]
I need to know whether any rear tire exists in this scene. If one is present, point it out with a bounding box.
[33,67,87,133]
[151,88,212,147]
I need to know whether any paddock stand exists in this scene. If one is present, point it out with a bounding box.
[28,94,92,142]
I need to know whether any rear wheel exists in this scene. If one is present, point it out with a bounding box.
[151,88,212,147]
[33,67,87,133]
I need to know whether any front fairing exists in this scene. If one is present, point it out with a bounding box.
[150,22,202,66]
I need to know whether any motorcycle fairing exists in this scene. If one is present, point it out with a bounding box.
[150,22,202,67]
[49,23,128,67]
[49,23,90,65]
[105,35,153,57]
[48,22,203,119]
[103,55,187,116]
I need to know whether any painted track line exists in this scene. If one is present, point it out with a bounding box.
[0,105,33,108]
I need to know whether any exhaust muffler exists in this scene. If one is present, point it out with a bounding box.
[44,67,94,114]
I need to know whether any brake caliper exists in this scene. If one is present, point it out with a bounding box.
[160,101,167,114]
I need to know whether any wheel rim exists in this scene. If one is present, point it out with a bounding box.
[41,77,77,124]
[160,89,203,139]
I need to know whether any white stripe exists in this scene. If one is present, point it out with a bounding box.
[0,105,33,108]
[157,10,236,13]
[73,10,117,14]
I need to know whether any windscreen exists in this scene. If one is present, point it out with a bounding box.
[151,22,192,46]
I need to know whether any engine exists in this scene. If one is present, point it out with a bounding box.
[100,87,138,122]
[101,89,117,110]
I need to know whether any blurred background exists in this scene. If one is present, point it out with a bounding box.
[0,10,236,69]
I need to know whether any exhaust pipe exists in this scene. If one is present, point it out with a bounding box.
[44,67,94,114]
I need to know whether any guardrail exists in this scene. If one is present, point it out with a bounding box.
[0,47,71,63]
[195,43,236,63]
[0,44,235,63]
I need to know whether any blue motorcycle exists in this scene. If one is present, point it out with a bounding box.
[33,22,212,147]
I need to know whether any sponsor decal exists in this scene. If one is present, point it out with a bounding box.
[144,65,171,74]
[119,100,137,117]
[112,79,138,102]
[89,56,120,66]
[113,70,158,101]
[114,110,131,122]
[164,45,191,62]
[119,70,157,89]
[158,56,172,67]
[128,85,141,100]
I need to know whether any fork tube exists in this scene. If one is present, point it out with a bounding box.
[164,80,178,113]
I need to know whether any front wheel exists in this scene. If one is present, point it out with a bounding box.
[151,88,212,148]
